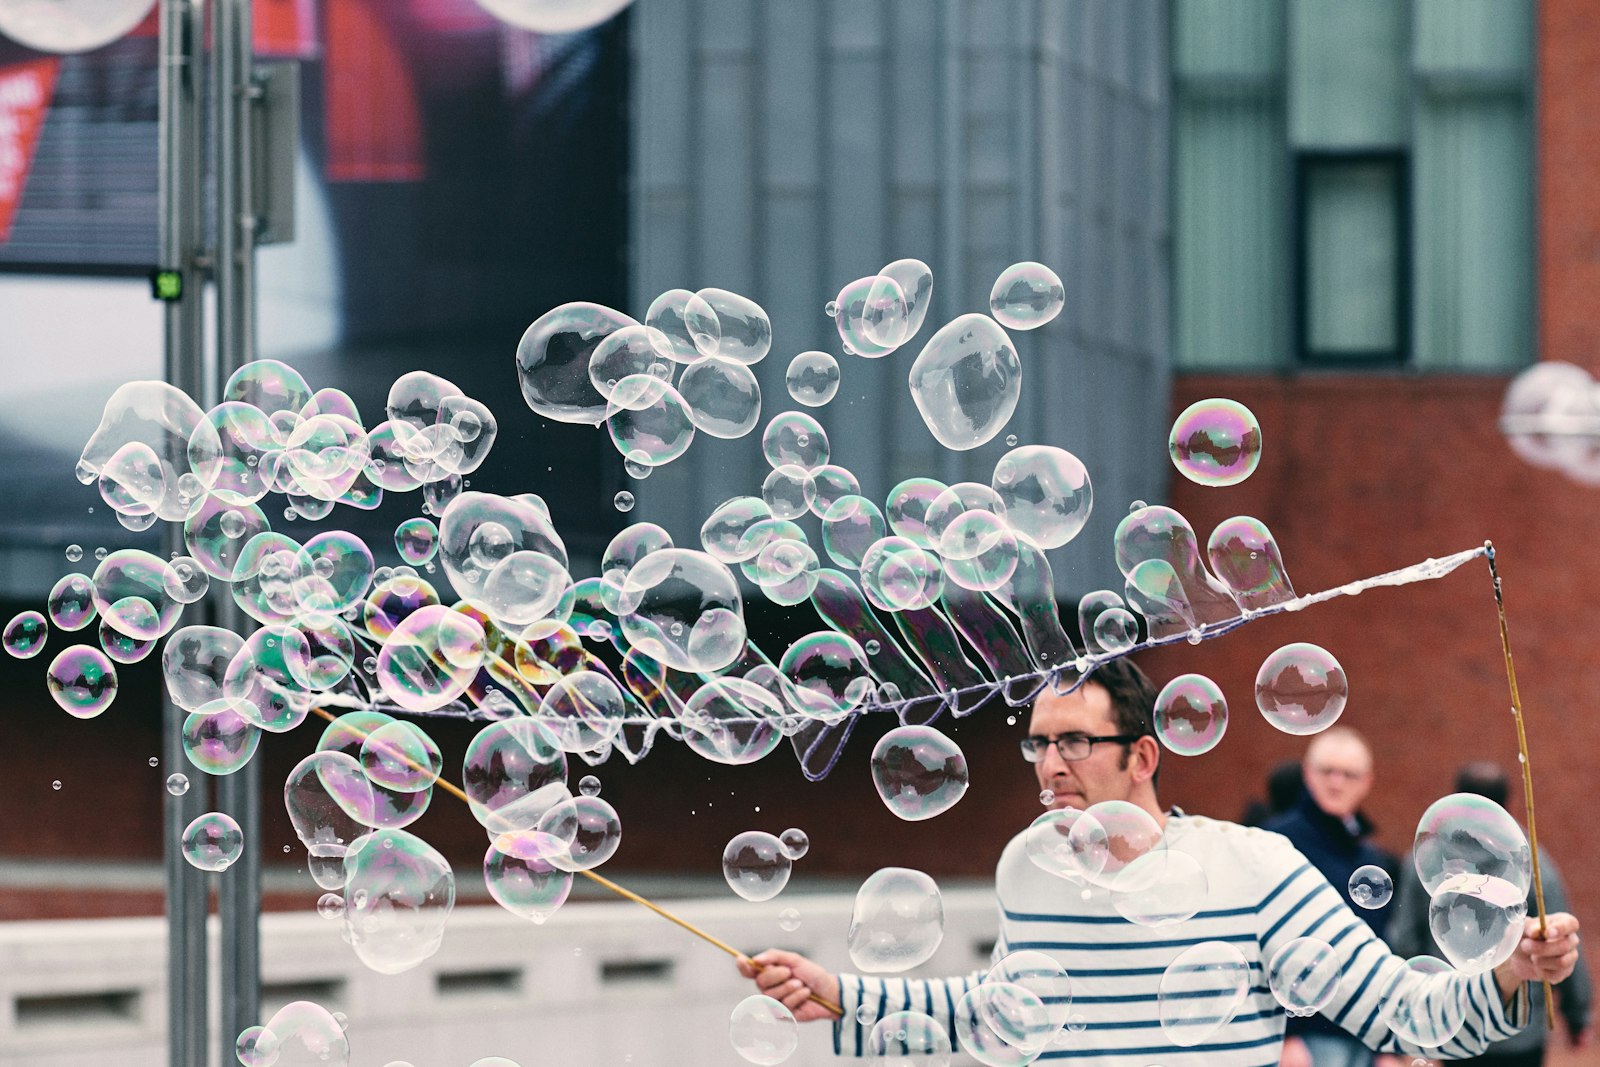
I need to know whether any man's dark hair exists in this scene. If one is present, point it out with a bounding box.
[1455,761,1509,806]
[1080,658,1158,775]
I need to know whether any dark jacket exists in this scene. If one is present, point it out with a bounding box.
[1264,791,1400,1039]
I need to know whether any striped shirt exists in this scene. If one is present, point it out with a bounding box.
[833,813,1527,1064]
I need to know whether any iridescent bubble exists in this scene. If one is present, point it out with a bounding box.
[1092,608,1138,653]
[616,548,745,673]
[394,518,439,565]
[539,670,628,754]
[938,509,1019,593]
[263,1000,350,1066]
[77,380,209,523]
[185,495,269,580]
[579,775,601,797]
[1113,504,1239,631]
[167,773,190,796]
[847,867,943,973]
[341,828,455,974]
[860,537,943,613]
[375,605,486,713]
[761,465,816,520]
[1380,956,1467,1049]
[1348,864,1394,909]
[607,375,696,467]
[589,324,673,399]
[644,288,719,363]
[728,994,798,1066]
[182,811,244,872]
[762,411,829,470]
[879,258,934,340]
[235,1024,280,1067]
[1266,937,1341,1015]
[363,574,440,641]
[462,719,570,835]
[831,276,901,357]
[91,549,180,641]
[786,351,841,407]
[1152,674,1227,756]
[954,982,1054,1066]
[190,401,278,506]
[484,830,573,924]
[722,830,792,902]
[1168,399,1262,487]
[181,700,260,775]
[988,261,1065,331]
[1412,792,1532,897]
[908,314,1020,450]
[547,795,622,872]
[3,611,47,659]
[98,619,155,664]
[1255,643,1347,735]
[1067,801,1165,889]
[45,575,96,633]
[682,677,783,765]
[47,645,118,718]
[1429,873,1527,974]
[870,725,969,821]
[867,1011,951,1067]
[360,721,443,792]
[884,478,948,548]
[1157,941,1250,1047]
[680,357,763,439]
[480,549,571,627]
[991,446,1093,550]
[163,556,211,605]
[317,893,344,919]
[808,464,860,519]
[516,301,637,426]
[779,631,873,719]
[778,828,809,860]
[1109,848,1209,927]
[700,497,773,564]
[694,288,772,365]
[987,950,1072,1032]
[821,496,887,570]
[1206,516,1295,609]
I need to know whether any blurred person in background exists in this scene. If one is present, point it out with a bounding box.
[1243,759,1306,827]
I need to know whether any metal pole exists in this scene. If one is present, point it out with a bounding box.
[214,0,262,1058]
[159,1,211,1064]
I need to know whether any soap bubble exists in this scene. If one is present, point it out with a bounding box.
[547,795,622,872]
[341,828,455,974]
[644,288,719,363]
[988,262,1065,331]
[1266,937,1341,1015]
[885,478,947,548]
[579,775,601,797]
[613,491,635,512]
[1207,516,1295,609]
[1348,864,1394,909]
[954,982,1054,1065]
[682,677,783,765]
[695,288,771,364]
[394,518,439,565]
[780,631,873,719]
[1380,956,1467,1048]
[761,465,817,520]
[539,670,628,754]
[679,357,763,439]
[589,324,673,399]
[762,411,829,470]
[866,1011,951,1067]
[1412,793,1532,897]
[262,999,349,1066]
[869,725,969,821]
[1157,941,1251,1047]
[1169,399,1262,487]
[1152,674,1228,756]
[778,828,809,860]
[722,831,792,902]
[47,573,97,631]
[728,994,798,1065]
[1428,873,1527,974]
[1255,643,1346,735]
[991,445,1093,549]
[235,1023,280,1066]
[987,950,1072,1031]
[47,645,119,718]
[359,721,442,792]
[937,509,1019,593]
[182,811,244,872]
[462,719,569,835]
[821,496,887,570]
[847,867,943,973]
[607,375,696,467]
[1023,808,1092,882]
[167,773,190,795]
[908,314,1021,451]
[3,611,47,659]
[859,537,943,612]
[1067,801,1165,889]
[93,549,182,640]
[100,619,156,664]
[617,548,745,673]
[375,605,485,713]
[831,276,903,357]
[700,497,773,563]
[182,700,261,775]
[1109,848,1209,927]
[484,830,573,924]
[786,351,841,407]
[516,302,637,426]
[317,893,344,920]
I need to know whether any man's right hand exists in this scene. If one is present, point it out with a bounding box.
[736,949,842,1023]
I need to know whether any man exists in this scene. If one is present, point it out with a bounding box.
[737,659,1582,1065]
[1265,726,1399,1067]
[1387,762,1591,1066]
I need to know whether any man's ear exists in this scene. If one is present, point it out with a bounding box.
[1130,735,1161,785]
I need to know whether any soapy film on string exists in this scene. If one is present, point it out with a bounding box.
[3,253,1537,1065]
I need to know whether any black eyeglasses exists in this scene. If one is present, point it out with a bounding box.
[1019,732,1142,763]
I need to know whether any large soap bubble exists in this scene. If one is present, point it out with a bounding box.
[679,357,762,439]
[847,868,944,973]
[92,549,181,640]
[1428,873,1527,974]
[866,1011,951,1067]
[1168,398,1262,487]
[341,828,454,974]
[462,719,570,834]
[1412,792,1532,897]
[484,830,573,924]
[1266,936,1340,1015]
[1255,643,1347,735]
[786,351,840,407]
[77,380,207,522]
[3,610,47,659]
[1152,674,1227,756]
[1023,808,1092,883]
[539,670,627,753]
[1379,956,1467,1049]
[682,677,783,765]
[695,288,772,365]
[516,302,638,426]
[722,830,792,902]
[615,548,744,672]
[954,982,1054,1066]
[988,262,1065,331]
[181,811,244,872]
[779,630,872,719]
[869,725,969,821]
[1067,801,1164,889]
[728,994,798,1066]
[1157,941,1250,1047]
[1207,516,1296,609]
[607,375,697,467]
[47,645,118,718]
[991,445,1092,549]
[907,314,1021,451]
[261,1000,349,1067]
[986,950,1072,1032]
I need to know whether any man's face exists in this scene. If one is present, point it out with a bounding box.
[1303,734,1373,819]
[1027,682,1140,811]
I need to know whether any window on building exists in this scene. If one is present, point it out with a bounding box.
[1174,0,1532,371]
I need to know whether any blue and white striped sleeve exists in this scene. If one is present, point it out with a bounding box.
[1255,843,1527,1060]
[829,971,986,1057]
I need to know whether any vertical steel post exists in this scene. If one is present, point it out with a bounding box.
[159,1,211,1064]
[214,0,262,1058]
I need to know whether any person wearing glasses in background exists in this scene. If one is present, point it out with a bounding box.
[736,658,1583,1067]
[1264,727,1402,1067]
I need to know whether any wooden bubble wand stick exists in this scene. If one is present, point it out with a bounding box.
[1483,542,1556,1028]
[307,705,843,1018]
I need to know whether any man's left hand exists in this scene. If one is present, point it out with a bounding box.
[1493,912,1581,1002]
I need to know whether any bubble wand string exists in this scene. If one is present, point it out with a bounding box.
[305,705,844,1019]
[1483,542,1556,1028]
